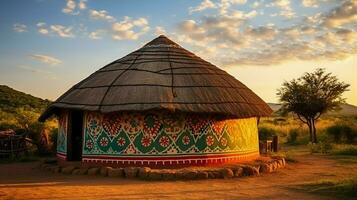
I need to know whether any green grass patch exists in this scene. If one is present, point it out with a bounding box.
[298,178,357,199]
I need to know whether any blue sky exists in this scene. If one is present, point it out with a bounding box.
[0,0,356,105]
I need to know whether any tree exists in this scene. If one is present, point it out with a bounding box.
[277,68,349,143]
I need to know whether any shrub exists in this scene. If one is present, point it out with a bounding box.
[326,124,357,144]
[287,129,299,144]
[308,141,333,154]
[258,127,277,140]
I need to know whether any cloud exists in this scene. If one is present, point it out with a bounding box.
[323,0,357,27]
[18,65,57,80]
[218,0,247,15]
[302,0,319,8]
[270,0,295,19]
[89,29,106,40]
[89,10,116,22]
[155,26,166,35]
[62,0,86,15]
[13,23,27,33]
[36,21,74,38]
[89,9,115,22]
[174,0,357,67]
[78,0,86,10]
[50,25,74,38]
[29,54,62,65]
[112,17,150,40]
[189,0,216,14]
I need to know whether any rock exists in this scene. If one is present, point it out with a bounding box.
[88,167,100,175]
[72,169,81,175]
[183,170,197,180]
[78,167,89,175]
[62,166,76,174]
[243,165,260,176]
[212,170,223,179]
[100,166,112,177]
[233,167,244,177]
[108,168,124,177]
[208,172,216,179]
[162,171,176,181]
[271,162,278,171]
[52,166,61,173]
[196,171,209,179]
[124,167,139,178]
[260,163,273,173]
[148,171,162,180]
[175,171,185,180]
[138,167,151,179]
[281,158,286,167]
[220,168,234,179]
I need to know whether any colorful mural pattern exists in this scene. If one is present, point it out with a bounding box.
[81,111,259,157]
[57,111,68,154]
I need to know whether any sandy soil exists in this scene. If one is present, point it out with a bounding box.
[0,151,356,200]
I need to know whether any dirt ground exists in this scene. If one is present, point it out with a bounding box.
[0,150,356,200]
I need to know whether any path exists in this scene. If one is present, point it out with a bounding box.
[0,152,356,200]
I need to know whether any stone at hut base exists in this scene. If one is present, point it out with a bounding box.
[196,171,209,179]
[243,165,260,176]
[72,169,81,175]
[88,167,100,175]
[108,168,124,177]
[100,166,112,176]
[183,170,197,180]
[138,167,151,179]
[220,168,234,179]
[208,172,216,179]
[260,163,273,173]
[232,167,244,177]
[78,167,89,175]
[162,171,176,180]
[124,167,139,178]
[52,166,61,173]
[148,171,162,180]
[62,166,76,174]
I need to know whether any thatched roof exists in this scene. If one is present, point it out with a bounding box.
[39,35,272,121]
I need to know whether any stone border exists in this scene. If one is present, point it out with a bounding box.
[39,157,286,181]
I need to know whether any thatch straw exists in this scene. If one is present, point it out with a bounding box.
[39,35,272,121]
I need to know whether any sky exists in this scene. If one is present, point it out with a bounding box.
[0,0,356,105]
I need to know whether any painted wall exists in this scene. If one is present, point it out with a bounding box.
[57,110,68,157]
[82,111,259,160]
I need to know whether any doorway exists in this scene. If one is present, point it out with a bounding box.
[67,110,83,161]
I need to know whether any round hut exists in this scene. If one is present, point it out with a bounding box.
[40,35,272,168]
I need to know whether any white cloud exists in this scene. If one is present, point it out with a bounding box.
[302,0,319,8]
[155,26,166,35]
[112,17,150,40]
[13,23,27,33]
[50,25,74,38]
[271,0,295,19]
[18,65,57,80]
[38,28,49,35]
[89,29,106,40]
[323,0,357,27]
[78,0,86,10]
[29,54,62,65]
[218,0,247,15]
[89,9,115,22]
[62,0,86,15]
[189,0,216,14]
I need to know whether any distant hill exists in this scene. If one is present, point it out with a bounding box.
[268,103,357,116]
[0,85,51,113]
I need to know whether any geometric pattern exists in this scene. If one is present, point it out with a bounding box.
[57,110,68,157]
[82,111,259,159]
